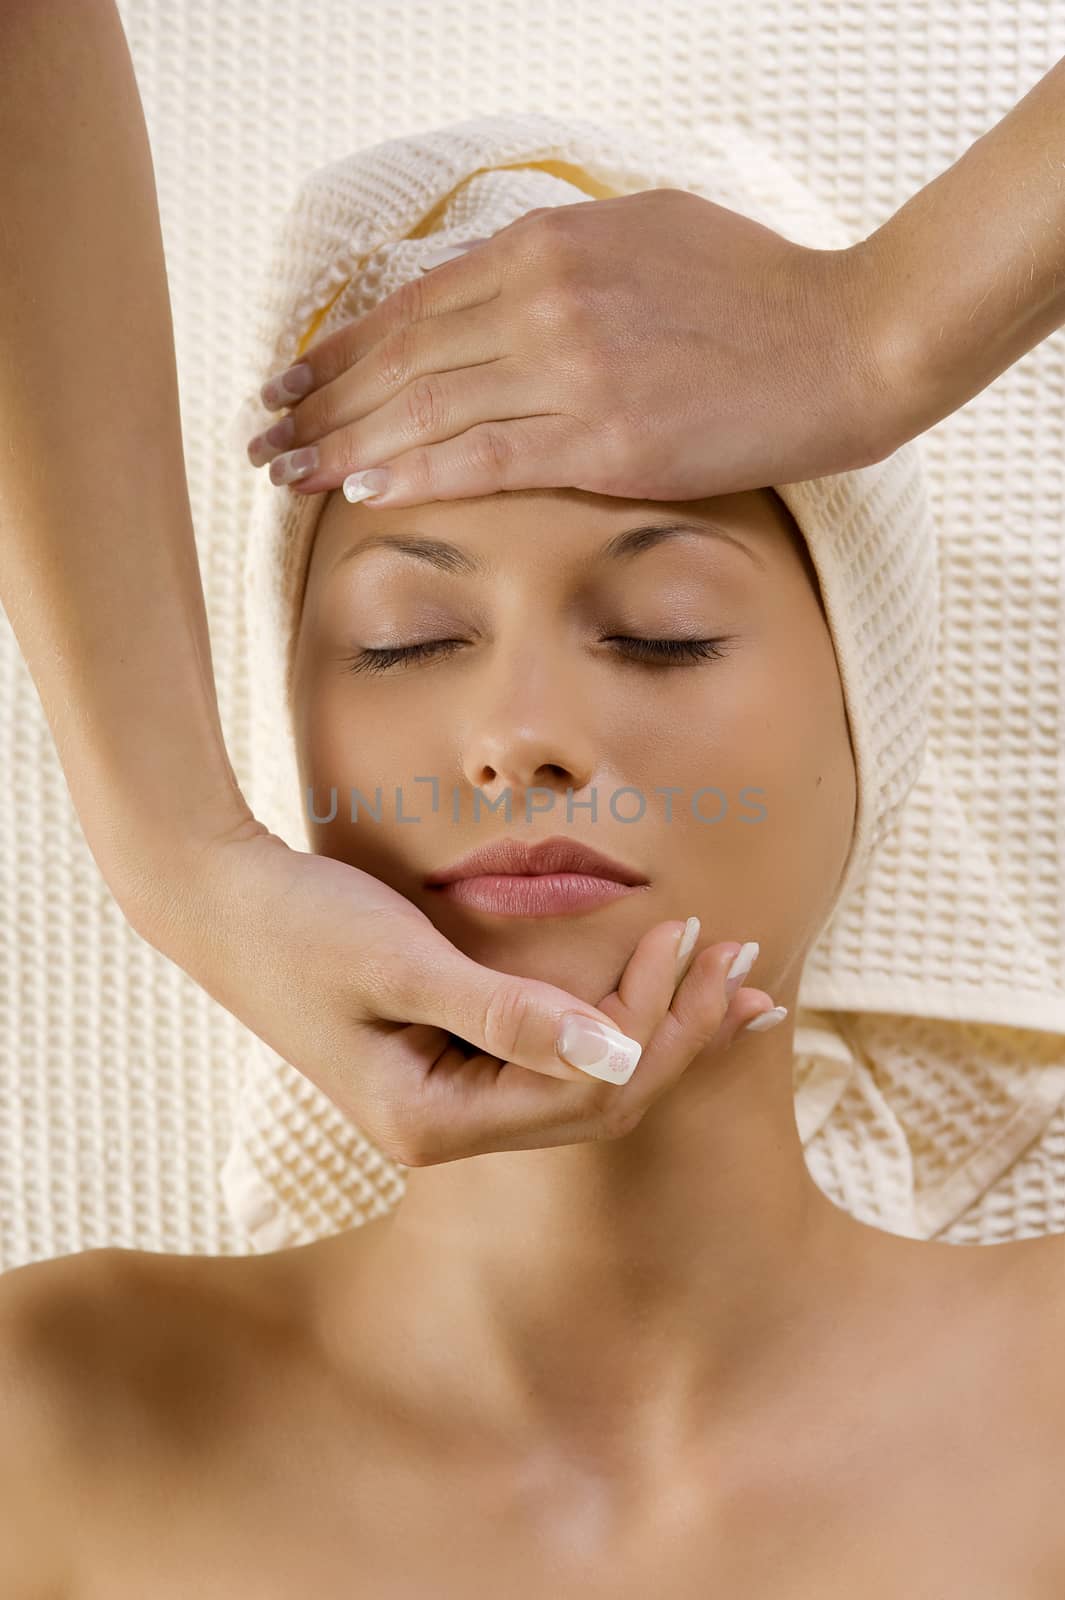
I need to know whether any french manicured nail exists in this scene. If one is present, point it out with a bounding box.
[261,362,313,409]
[673,916,701,985]
[343,468,391,503]
[556,1014,642,1085]
[247,414,296,466]
[269,447,319,485]
[742,1005,788,1034]
[725,941,760,1000]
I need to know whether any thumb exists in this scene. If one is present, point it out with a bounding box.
[373,922,643,1085]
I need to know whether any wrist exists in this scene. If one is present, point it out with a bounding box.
[114,779,263,949]
[839,228,949,464]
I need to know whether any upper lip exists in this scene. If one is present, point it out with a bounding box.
[425,834,649,887]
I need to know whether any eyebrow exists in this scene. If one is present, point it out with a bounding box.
[328,519,766,577]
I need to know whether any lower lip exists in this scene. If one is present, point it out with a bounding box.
[429,873,646,916]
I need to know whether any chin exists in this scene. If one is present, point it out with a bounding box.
[447,932,618,1003]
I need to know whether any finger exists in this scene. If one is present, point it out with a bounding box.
[375,921,679,1164]
[592,918,725,1043]
[252,293,509,470]
[417,235,495,270]
[396,935,749,1165]
[678,957,787,1057]
[379,923,731,1166]
[266,349,577,500]
[337,412,594,508]
[251,207,587,483]
[667,950,777,1061]
[258,237,508,414]
[414,206,566,274]
[728,992,790,1043]
[366,920,644,1089]
[604,942,755,1117]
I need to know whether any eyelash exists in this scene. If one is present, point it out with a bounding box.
[342,636,734,675]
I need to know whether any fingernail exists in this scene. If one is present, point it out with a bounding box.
[742,1005,788,1034]
[261,362,313,409]
[343,468,391,503]
[556,1014,642,1085]
[269,447,318,485]
[418,239,485,271]
[673,916,701,985]
[725,941,760,1000]
[247,414,296,466]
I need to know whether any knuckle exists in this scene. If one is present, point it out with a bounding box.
[308,320,360,385]
[531,202,583,250]
[595,408,642,478]
[376,317,420,392]
[404,373,445,438]
[524,277,582,333]
[334,420,365,470]
[389,272,429,332]
[684,956,732,1041]
[398,441,435,493]
[479,979,529,1063]
[599,1096,646,1142]
[376,1127,426,1167]
[465,422,515,481]
[515,205,553,228]
[389,1133,439,1169]
[370,1101,440,1169]
[300,386,341,437]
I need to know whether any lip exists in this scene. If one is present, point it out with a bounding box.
[425,834,649,888]
[425,834,650,918]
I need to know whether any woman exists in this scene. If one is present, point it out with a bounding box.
[3,470,1065,1597]
[4,114,1065,1598]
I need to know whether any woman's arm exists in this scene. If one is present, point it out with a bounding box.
[0,0,721,1156]
[864,51,1065,449]
[0,0,247,911]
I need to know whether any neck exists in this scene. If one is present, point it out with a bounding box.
[313,994,883,1479]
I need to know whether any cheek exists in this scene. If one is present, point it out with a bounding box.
[297,672,441,789]
[746,648,856,962]
[291,673,446,877]
[671,631,856,975]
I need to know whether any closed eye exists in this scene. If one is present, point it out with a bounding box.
[603,636,734,665]
[341,636,735,675]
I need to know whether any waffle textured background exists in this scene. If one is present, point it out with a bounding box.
[1,0,1063,1266]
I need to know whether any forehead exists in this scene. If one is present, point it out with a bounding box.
[307,484,805,584]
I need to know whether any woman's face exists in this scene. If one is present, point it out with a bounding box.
[290,486,856,1004]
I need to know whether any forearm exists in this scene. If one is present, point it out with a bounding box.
[863,52,1065,443]
[0,0,251,917]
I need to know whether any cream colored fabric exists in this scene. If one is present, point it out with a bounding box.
[219,110,1065,1252]
[1,0,1062,1269]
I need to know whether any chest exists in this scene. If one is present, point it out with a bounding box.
[75,1411,1065,1600]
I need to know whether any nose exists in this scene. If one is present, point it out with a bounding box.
[460,648,597,812]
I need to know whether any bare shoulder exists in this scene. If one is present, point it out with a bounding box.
[0,1248,134,1596]
[1,1242,301,1421]
[0,1244,132,1417]
[0,1245,301,1594]
[0,1245,192,1456]
[0,1242,137,1357]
